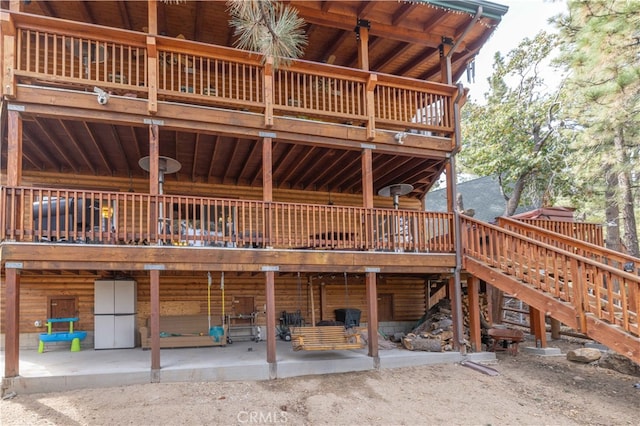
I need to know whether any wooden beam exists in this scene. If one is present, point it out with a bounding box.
[83,122,113,173]
[22,122,56,169]
[1,244,456,274]
[293,5,451,49]
[207,135,221,184]
[16,87,454,158]
[304,150,352,191]
[315,30,352,65]
[3,267,20,378]
[33,117,78,172]
[236,141,259,186]
[279,146,320,187]
[59,119,96,174]
[78,0,95,24]
[372,42,414,73]
[394,46,434,77]
[117,0,133,31]
[192,133,200,182]
[392,4,418,26]
[356,1,377,18]
[193,1,205,41]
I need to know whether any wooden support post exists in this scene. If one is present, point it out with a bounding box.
[150,269,160,372]
[487,285,503,326]
[149,125,159,195]
[264,57,274,127]
[262,137,273,202]
[439,41,453,85]
[7,109,22,186]
[365,74,377,140]
[2,13,16,98]
[529,306,547,348]
[4,267,20,378]
[265,271,276,367]
[448,276,462,350]
[147,0,158,35]
[467,276,482,352]
[263,137,273,247]
[365,272,379,362]
[361,148,374,245]
[550,318,561,340]
[361,148,373,208]
[6,108,22,240]
[320,282,327,321]
[357,23,369,71]
[146,36,158,115]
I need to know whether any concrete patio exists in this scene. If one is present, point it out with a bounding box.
[2,340,496,395]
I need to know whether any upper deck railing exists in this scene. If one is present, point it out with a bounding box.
[5,12,457,141]
[0,186,454,253]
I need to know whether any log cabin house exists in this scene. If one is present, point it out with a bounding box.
[1,0,638,392]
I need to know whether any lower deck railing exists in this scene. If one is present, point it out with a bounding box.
[0,186,454,253]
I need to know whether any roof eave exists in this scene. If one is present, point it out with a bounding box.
[421,0,509,21]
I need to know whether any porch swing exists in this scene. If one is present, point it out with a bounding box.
[289,272,364,351]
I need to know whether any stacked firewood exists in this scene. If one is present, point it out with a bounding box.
[462,293,491,329]
[402,295,490,352]
[402,300,454,352]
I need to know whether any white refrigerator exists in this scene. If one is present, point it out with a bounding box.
[94,280,137,349]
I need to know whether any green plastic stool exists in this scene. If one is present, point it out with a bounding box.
[70,337,81,352]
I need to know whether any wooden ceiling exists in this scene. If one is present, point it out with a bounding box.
[2,1,507,199]
[17,114,446,196]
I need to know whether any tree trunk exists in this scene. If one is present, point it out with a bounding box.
[504,175,526,217]
[614,128,639,257]
[604,166,621,252]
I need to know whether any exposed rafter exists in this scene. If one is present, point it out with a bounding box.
[59,119,96,174]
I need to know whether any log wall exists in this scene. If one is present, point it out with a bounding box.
[2,272,431,335]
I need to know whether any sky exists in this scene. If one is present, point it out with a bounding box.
[464,0,568,101]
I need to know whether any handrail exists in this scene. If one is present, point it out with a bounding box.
[0,186,455,253]
[5,11,456,138]
[497,216,636,272]
[461,216,639,337]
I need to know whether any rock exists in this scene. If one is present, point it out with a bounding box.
[598,353,640,377]
[566,348,602,363]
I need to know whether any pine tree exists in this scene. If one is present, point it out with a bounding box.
[555,0,640,255]
[227,0,307,68]
[460,32,571,216]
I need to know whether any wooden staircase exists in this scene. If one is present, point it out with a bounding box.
[460,216,639,364]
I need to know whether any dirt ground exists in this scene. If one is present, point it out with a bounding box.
[1,338,639,426]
